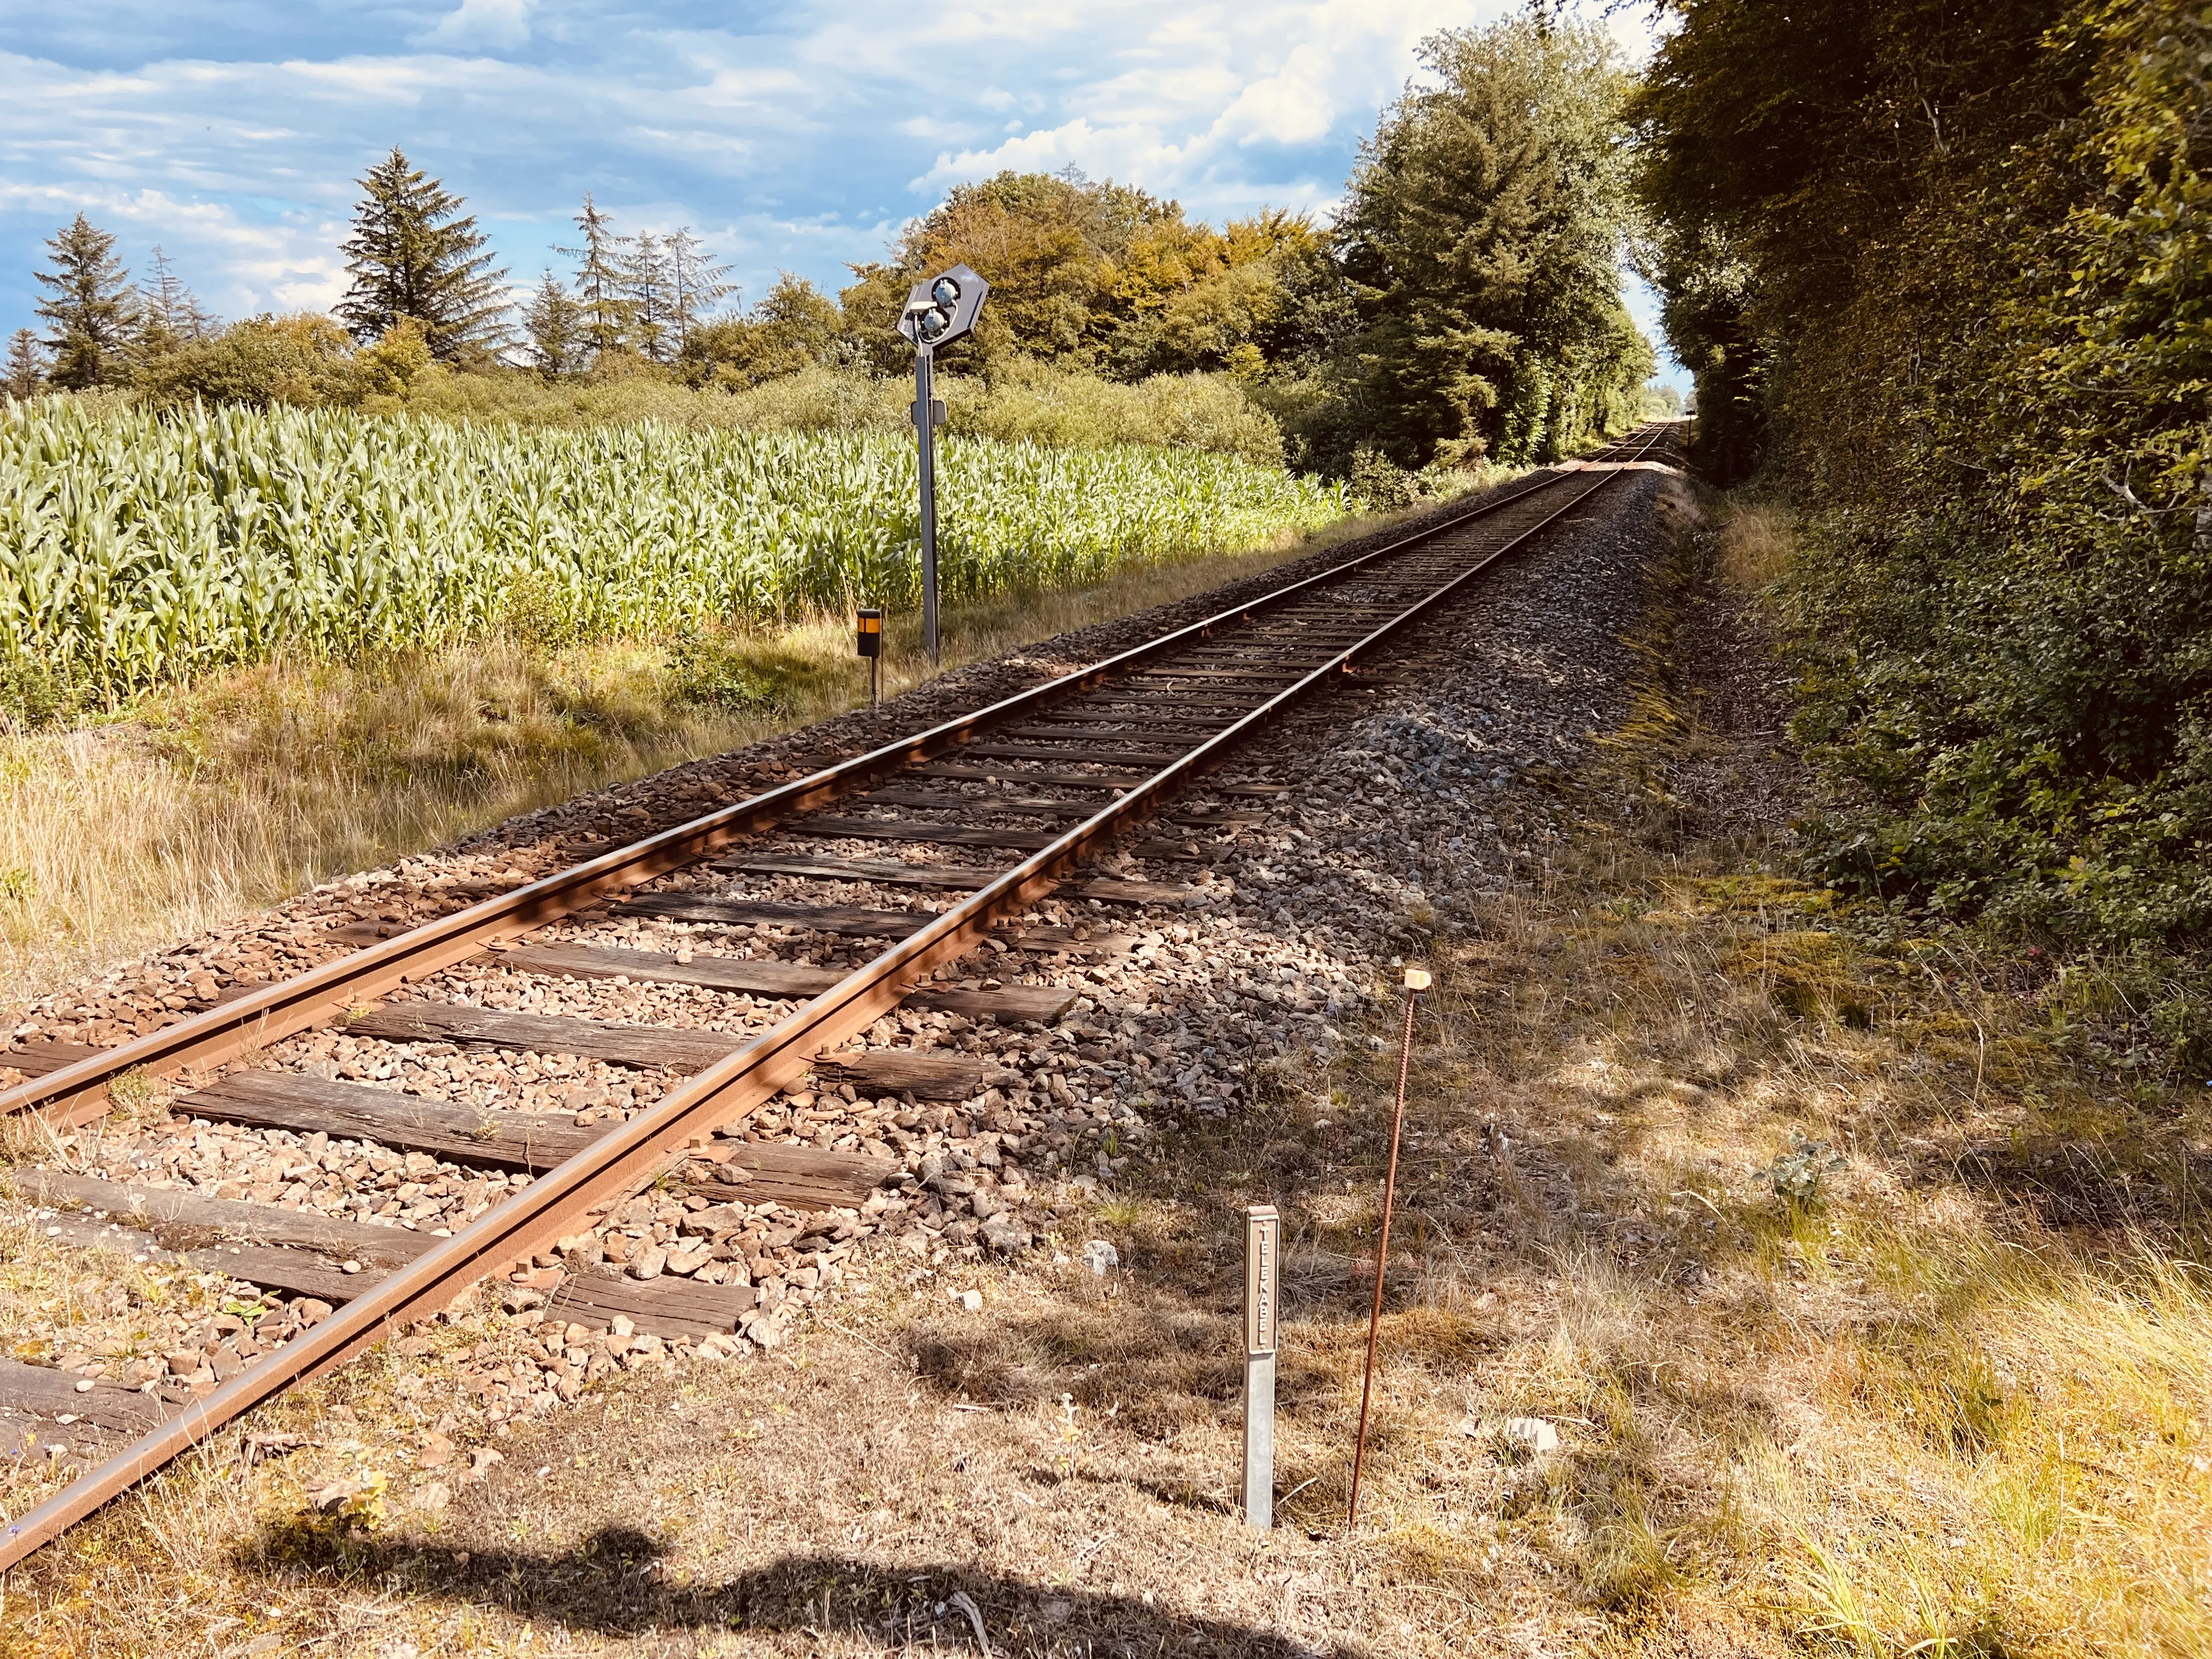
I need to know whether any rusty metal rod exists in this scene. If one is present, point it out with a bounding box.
[1350,967,1427,1528]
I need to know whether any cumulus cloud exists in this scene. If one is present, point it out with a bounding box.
[415,0,538,52]
[0,0,1660,338]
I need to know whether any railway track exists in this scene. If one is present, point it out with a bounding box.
[0,422,1672,1567]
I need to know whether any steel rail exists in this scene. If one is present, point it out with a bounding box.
[0,426,1666,1568]
[0,438,1654,1131]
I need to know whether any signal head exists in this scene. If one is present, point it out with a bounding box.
[897,264,990,351]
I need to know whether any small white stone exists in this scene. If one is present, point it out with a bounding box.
[1080,1239,1120,1276]
[1502,1416,1559,1454]
[957,1289,983,1313]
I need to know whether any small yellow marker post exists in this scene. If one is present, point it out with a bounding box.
[855,607,883,707]
[1349,965,1430,1528]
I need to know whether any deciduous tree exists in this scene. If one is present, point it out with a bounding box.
[1335,16,1645,467]
[679,273,842,388]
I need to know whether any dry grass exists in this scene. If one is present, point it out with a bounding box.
[1713,496,1796,590]
[0,528,1369,1024]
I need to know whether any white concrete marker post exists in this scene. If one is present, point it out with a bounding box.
[1243,1201,1281,1528]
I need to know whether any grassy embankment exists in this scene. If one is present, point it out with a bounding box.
[7,485,2204,1657]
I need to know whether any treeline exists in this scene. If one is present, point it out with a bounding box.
[7,14,1657,482]
[1638,1,2211,1047]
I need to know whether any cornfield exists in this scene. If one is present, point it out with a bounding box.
[0,399,1344,702]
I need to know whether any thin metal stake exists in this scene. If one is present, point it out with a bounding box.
[1349,966,1428,1528]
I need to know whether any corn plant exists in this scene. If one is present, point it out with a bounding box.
[0,399,1344,703]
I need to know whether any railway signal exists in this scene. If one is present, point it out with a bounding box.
[895,264,989,664]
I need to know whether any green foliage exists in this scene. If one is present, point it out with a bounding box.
[336,148,510,361]
[1334,16,1652,471]
[1756,1134,1848,1204]
[0,398,1342,706]
[520,270,586,379]
[34,214,139,391]
[663,630,817,713]
[680,274,846,389]
[136,314,364,410]
[839,171,1345,385]
[1639,0,2212,1053]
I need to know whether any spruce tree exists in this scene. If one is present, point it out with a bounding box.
[139,246,218,349]
[663,228,735,349]
[557,194,634,360]
[627,231,669,361]
[34,214,138,388]
[337,147,511,359]
[521,270,584,377]
[4,329,44,399]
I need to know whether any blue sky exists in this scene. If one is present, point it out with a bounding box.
[0,1,1681,384]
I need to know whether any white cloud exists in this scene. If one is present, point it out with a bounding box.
[415,0,538,52]
[0,1,1656,331]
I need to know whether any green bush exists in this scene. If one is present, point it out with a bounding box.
[663,630,819,713]
[1638,0,2212,1062]
[138,314,362,410]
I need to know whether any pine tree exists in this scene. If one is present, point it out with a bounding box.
[662,228,735,349]
[627,231,669,362]
[139,246,218,349]
[557,194,634,361]
[4,329,44,399]
[34,214,139,389]
[134,246,220,362]
[521,269,585,377]
[336,147,511,360]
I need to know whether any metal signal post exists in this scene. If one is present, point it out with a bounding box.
[897,265,988,667]
[914,348,942,662]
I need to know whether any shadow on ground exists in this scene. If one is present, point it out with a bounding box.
[242,1523,1356,1657]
